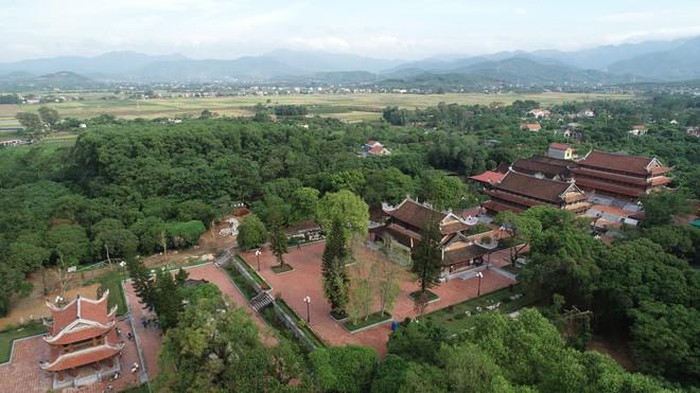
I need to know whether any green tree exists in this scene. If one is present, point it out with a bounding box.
[268,206,288,267]
[47,222,89,294]
[236,214,268,250]
[16,112,43,137]
[495,211,542,267]
[316,190,369,241]
[640,189,691,227]
[290,187,319,223]
[411,220,442,295]
[310,345,378,393]
[322,219,350,314]
[37,106,60,129]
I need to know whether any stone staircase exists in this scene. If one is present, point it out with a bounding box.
[250,292,274,312]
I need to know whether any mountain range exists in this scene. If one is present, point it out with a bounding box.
[1,36,699,87]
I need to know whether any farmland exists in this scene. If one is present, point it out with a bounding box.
[0,91,634,126]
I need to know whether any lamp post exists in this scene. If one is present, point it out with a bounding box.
[119,261,127,282]
[255,249,262,272]
[476,271,484,296]
[303,296,311,323]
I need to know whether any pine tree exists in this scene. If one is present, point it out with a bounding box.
[322,219,350,314]
[268,205,288,267]
[411,220,442,294]
[126,257,156,311]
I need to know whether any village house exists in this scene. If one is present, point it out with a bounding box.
[376,198,499,277]
[687,127,700,138]
[528,108,552,118]
[520,123,542,132]
[547,142,577,160]
[40,292,124,389]
[481,171,589,215]
[627,125,647,136]
[570,150,672,200]
[361,140,391,156]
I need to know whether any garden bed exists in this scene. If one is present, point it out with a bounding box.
[224,264,258,300]
[344,312,392,333]
[271,264,294,274]
[273,299,325,348]
[425,284,538,335]
[409,290,440,303]
[234,255,272,290]
[96,270,128,317]
[329,310,349,322]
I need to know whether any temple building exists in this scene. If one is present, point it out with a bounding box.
[41,291,124,389]
[511,156,571,180]
[376,198,501,277]
[482,171,589,215]
[570,151,671,200]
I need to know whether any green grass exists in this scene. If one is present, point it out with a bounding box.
[0,321,46,363]
[274,298,325,348]
[345,312,392,332]
[425,284,537,335]
[234,255,271,290]
[96,269,128,317]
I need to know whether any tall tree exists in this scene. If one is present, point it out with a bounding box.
[411,220,442,295]
[495,211,542,267]
[322,218,350,315]
[268,205,288,267]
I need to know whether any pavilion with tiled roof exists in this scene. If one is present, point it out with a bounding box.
[378,197,500,276]
[571,150,671,200]
[511,156,572,180]
[482,171,589,215]
[41,291,124,386]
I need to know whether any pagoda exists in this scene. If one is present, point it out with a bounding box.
[41,291,124,385]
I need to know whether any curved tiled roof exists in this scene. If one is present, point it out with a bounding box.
[41,342,124,372]
[578,151,668,176]
[492,171,577,203]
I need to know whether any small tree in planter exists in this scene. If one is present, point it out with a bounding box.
[268,207,289,271]
[480,235,492,246]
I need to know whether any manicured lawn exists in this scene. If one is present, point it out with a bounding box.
[95,269,128,317]
[345,312,392,332]
[0,321,46,363]
[425,284,538,335]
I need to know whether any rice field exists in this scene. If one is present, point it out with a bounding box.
[0,91,634,124]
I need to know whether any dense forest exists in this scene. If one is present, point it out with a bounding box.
[1,95,700,390]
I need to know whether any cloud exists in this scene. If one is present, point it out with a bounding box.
[598,11,654,23]
[604,26,700,44]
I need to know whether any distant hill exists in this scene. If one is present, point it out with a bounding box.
[0,36,699,85]
[9,71,99,89]
[264,50,402,73]
[454,57,638,85]
[131,56,306,82]
[607,36,700,81]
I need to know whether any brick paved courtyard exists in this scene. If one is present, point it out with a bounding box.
[0,317,142,393]
[240,242,515,355]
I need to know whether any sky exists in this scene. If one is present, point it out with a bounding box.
[2,0,700,61]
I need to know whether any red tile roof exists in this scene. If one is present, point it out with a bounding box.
[469,171,505,184]
[521,123,541,131]
[384,199,446,231]
[512,156,570,179]
[577,151,667,176]
[443,245,488,266]
[48,292,113,336]
[491,171,578,203]
[42,343,123,372]
[574,176,645,197]
[549,143,571,150]
[482,200,526,214]
[45,324,113,346]
[368,146,387,155]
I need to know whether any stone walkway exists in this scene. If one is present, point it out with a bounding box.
[240,242,515,356]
